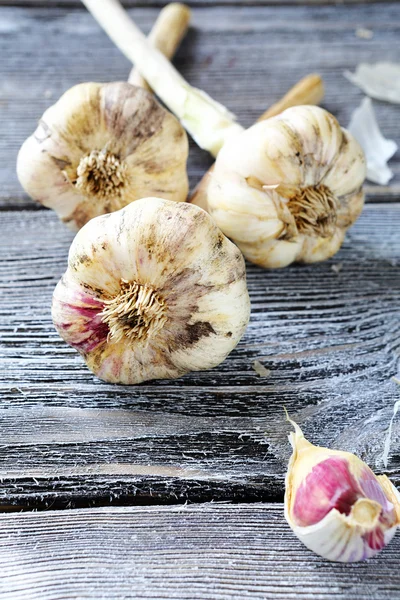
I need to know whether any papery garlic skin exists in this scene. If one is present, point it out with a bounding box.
[17,82,188,231]
[285,420,400,562]
[347,97,398,185]
[52,198,250,384]
[207,106,366,268]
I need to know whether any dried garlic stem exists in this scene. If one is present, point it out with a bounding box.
[256,74,325,122]
[83,1,324,160]
[128,3,191,91]
[82,0,243,157]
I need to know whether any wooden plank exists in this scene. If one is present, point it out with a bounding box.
[0,204,399,509]
[0,0,396,6]
[0,503,399,599]
[1,4,399,207]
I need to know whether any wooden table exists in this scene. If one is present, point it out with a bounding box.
[1,1,399,598]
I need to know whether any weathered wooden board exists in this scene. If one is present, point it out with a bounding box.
[0,503,399,599]
[1,3,399,207]
[1,204,399,509]
[0,0,394,6]
[1,2,399,597]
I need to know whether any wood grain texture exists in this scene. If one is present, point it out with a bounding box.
[1,4,399,207]
[1,3,400,597]
[0,503,399,599]
[1,0,396,5]
[0,205,399,509]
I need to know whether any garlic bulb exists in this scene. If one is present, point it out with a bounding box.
[285,419,400,562]
[52,197,250,384]
[82,1,366,267]
[17,82,188,230]
[189,74,326,212]
[208,106,366,268]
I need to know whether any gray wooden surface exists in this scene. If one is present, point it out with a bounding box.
[1,3,400,206]
[0,1,400,598]
[0,0,393,5]
[1,205,400,509]
[1,503,400,600]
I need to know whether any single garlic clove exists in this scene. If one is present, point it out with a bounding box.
[207,106,366,269]
[17,82,188,231]
[284,419,400,562]
[52,197,250,384]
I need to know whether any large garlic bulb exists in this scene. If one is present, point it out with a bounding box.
[17,82,188,230]
[52,198,250,384]
[285,419,400,562]
[207,106,366,268]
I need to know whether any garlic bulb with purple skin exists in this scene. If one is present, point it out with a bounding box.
[52,197,250,384]
[285,419,400,562]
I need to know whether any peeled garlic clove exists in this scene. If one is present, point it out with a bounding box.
[208,106,366,268]
[17,82,188,231]
[52,197,250,384]
[285,420,400,562]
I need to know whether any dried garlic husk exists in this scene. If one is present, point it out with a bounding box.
[52,198,250,384]
[82,1,365,268]
[17,82,188,230]
[208,106,366,268]
[285,419,400,562]
[345,62,400,104]
[347,97,398,185]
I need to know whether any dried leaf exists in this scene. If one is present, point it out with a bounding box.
[347,98,398,185]
[253,361,271,378]
[345,62,400,104]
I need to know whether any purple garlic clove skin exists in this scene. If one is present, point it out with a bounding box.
[52,197,250,385]
[284,419,400,562]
